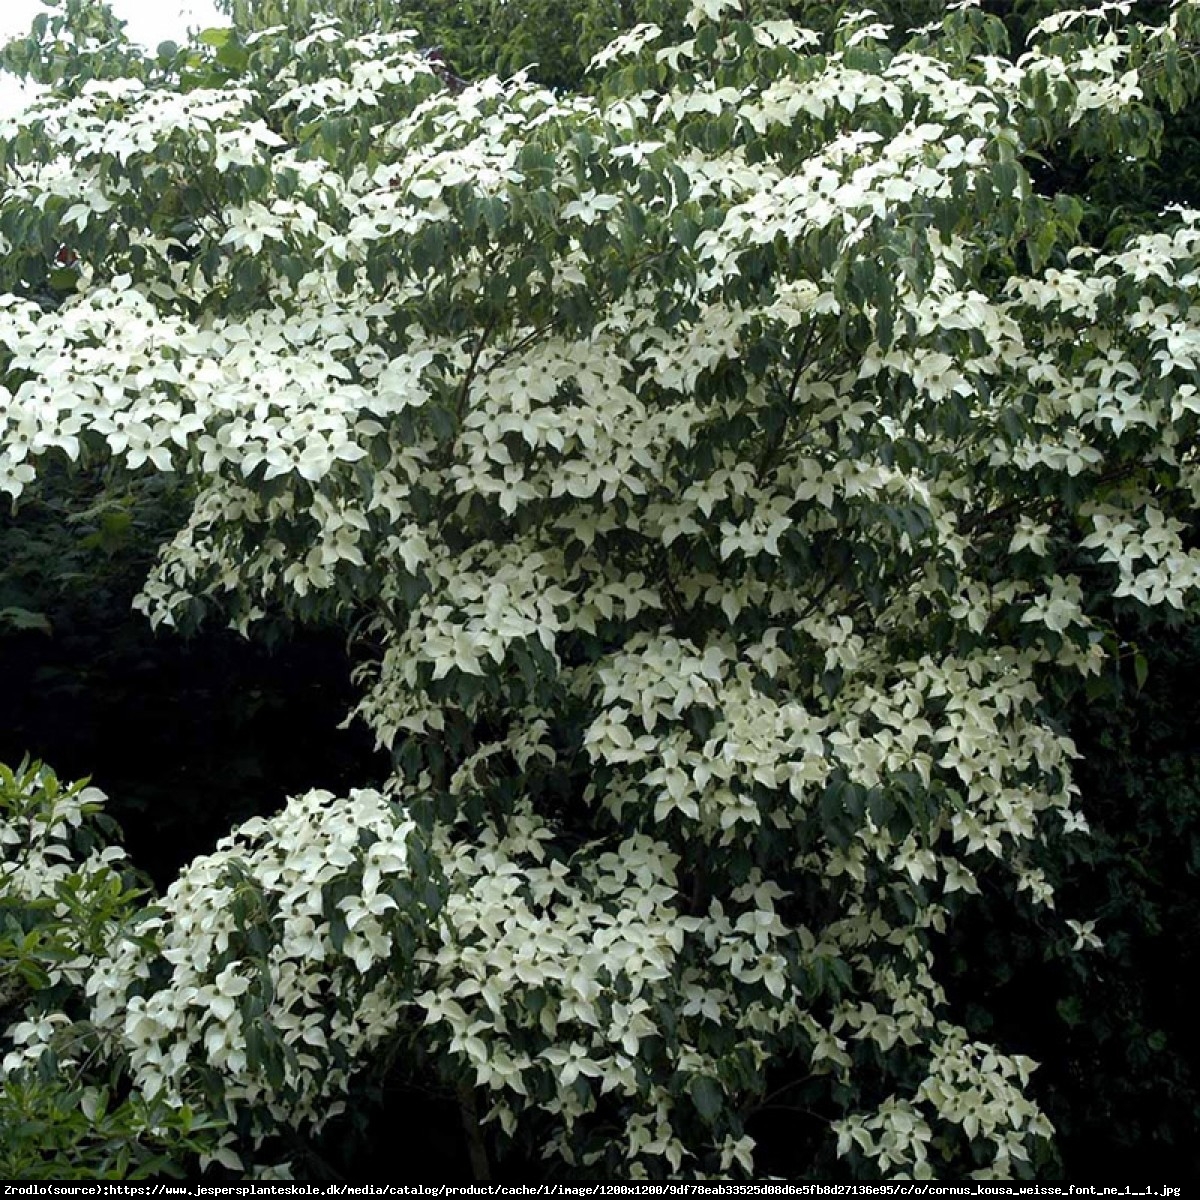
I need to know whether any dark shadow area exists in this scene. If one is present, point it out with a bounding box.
[940,618,1200,1180]
[0,620,385,888]
[0,464,389,887]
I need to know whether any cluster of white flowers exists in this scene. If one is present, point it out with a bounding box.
[835,1024,1051,1180]
[82,786,427,1171]
[0,763,132,1001]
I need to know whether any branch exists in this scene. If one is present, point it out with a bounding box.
[491,247,673,371]
[457,312,501,421]
[757,321,819,485]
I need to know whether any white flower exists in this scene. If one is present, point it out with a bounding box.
[1066,919,1102,951]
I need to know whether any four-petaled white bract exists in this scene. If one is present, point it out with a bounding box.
[4,0,1200,1181]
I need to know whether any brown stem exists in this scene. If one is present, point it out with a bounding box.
[457,1082,492,1181]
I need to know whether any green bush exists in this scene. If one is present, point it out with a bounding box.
[0,759,224,1178]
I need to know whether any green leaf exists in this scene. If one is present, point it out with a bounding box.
[1133,652,1149,693]
[0,606,52,635]
[1057,996,1083,1028]
[215,40,248,72]
[688,1074,723,1124]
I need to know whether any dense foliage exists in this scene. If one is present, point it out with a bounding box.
[216,0,676,94]
[3,0,1200,1181]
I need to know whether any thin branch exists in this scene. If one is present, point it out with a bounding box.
[491,246,673,370]
[752,1072,818,1112]
[758,321,819,485]
[457,312,500,421]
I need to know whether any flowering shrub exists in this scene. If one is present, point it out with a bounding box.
[4,0,1200,1180]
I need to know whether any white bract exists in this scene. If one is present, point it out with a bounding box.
[4,0,1200,1181]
